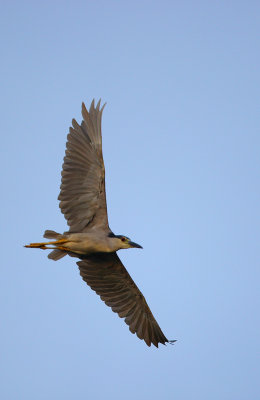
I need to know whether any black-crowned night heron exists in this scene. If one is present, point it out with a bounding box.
[25,100,175,348]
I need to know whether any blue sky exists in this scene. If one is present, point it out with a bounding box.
[1,1,259,399]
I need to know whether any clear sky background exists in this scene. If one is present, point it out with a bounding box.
[1,1,259,399]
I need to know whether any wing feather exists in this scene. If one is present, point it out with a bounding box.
[77,252,172,347]
[58,100,109,233]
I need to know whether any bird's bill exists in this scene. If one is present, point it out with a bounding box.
[128,241,143,249]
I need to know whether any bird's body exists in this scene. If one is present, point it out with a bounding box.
[64,231,115,254]
[25,100,174,348]
[30,230,142,255]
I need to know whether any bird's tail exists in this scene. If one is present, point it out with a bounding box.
[43,230,63,239]
[48,249,67,261]
[24,230,68,261]
[44,230,68,259]
[44,231,68,260]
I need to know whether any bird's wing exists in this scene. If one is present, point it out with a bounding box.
[77,252,172,347]
[58,99,109,233]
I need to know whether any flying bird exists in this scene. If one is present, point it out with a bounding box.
[25,100,175,347]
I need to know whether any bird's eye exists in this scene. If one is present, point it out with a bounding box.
[121,237,126,242]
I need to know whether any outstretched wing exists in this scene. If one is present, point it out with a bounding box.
[77,253,173,347]
[58,99,109,233]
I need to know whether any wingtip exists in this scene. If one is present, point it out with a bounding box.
[81,99,106,114]
[90,98,95,112]
[81,101,88,116]
[96,98,101,111]
[167,340,177,345]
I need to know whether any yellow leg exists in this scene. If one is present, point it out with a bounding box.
[24,238,68,249]
[54,245,72,251]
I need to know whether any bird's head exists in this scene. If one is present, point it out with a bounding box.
[108,233,143,251]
